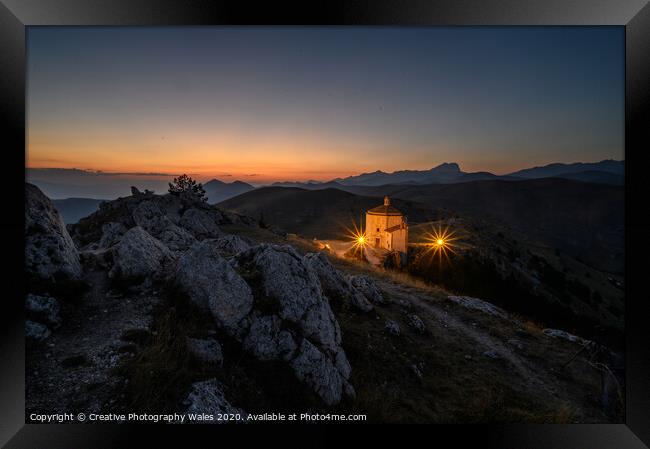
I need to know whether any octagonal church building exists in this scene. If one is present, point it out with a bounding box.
[365,196,408,254]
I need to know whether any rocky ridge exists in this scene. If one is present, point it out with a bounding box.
[25,182,622,423]
[25,183,385,409]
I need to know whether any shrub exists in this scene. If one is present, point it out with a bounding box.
[168,174,207,202]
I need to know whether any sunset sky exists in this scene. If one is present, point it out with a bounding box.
[27,27,624,184]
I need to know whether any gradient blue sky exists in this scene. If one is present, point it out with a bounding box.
[27,27,624,182]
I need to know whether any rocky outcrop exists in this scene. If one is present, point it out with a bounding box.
[237,245,343,352]
[448,295,509,320]
[25,294,61,328]
[407,314,427,334]
[290,338,347,405]
[43,187,353,406]
[348,275,386,305]
[98,222,127,248]
[303,252,345,297]
[25,183,81,282]
[69,190,252,251]
[109,227,173,281]
[543,328,590,345]
[212,235,251,257]
[175,245,353,404]
[158,225,197,252]
[175,241,253,335]
[183,379,244,421]
[132,200,172,235]
[133,200,196,251]
[385,319,400,336]
[179,208,222,239]
[234,244,353,405]
[237,245,323,321]
[348,289,375,312]
[242,313,297,362]
[303,252,373,312]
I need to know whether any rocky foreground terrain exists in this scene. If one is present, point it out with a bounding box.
[25,183,623,423]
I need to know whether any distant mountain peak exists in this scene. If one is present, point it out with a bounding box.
[431,162,461,171]
[203,179,255,203]
[205,178,254,188]
[333,162,465,186]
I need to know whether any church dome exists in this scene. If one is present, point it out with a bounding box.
[367,196,403,216]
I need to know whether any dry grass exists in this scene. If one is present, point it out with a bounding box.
[375,269,450,296]
[118,305,198,413]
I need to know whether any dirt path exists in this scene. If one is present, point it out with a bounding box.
[26,270,160,417]
[377,280,580,408]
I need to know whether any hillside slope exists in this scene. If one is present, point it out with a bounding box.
[316,179,623,274]
[25,184,623,423]
[218,187,438,239]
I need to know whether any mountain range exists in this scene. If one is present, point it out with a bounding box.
[203,179,255,203]
[328,159,623,187]
[507,159,623,179]
[44,159,624,231]
[218,177,624,274]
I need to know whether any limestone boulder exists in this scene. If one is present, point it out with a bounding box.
[98,222,127,248]
[132,200,196,251]
[303,252,373,312]
[158,225,197,252]
[407,313,427,334]
[448,295,509,320]
[290,338,346,406]
[109,226,173,280]
[242,314,297,362]
[132,200,172,235]
[212,235,251,257]
[348,275,386,305]
[236,245,341,349]
[183,379,244,421]
[25,183,81,282]
[543,328,590,345]
[237,245,322,323]
[175,241,253,334]
[235,244,352,404]
[179,208,223,239]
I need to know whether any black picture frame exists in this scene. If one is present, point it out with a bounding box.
[1,1,649,447]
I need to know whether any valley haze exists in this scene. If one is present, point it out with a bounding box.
[27,158,623,201]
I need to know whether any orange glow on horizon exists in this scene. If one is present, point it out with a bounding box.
[26,129,389,183]
[27,126,571,181]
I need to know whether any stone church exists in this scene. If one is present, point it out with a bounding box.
[365,196,408,254]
